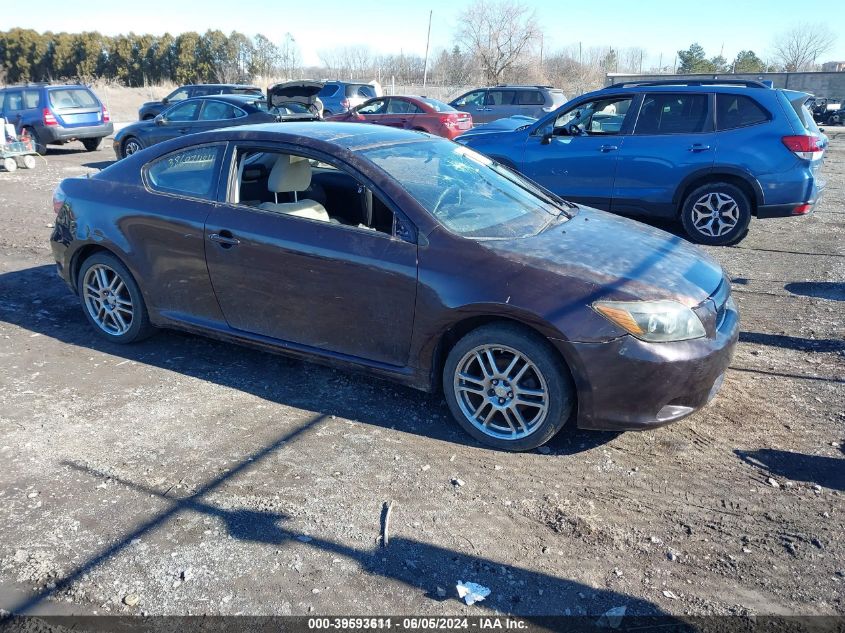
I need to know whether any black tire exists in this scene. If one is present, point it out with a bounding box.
[442,323,575,452]
[82,137,102,152]
[77,252,155,344]
[120,137,143,159]
[23,127,47,155]
[680,182,752,246]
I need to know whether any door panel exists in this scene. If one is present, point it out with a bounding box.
[204,206,418,366]
[613,93,716,217]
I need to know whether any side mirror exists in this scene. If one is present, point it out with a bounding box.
[154,114,167,126]
[539,125,554,145]
[161,97,169,105]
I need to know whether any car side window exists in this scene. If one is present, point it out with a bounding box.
[453,90,486,107]
[554,97,632,135]
[358,99,387,115]
[166,101,202,122]
[517,90,544,106]
[716,94,769,130]
[387,99,421,114]
[23,90,41,109]
[4,91,24,112]
[230,148,401,238]
[200,101,238,120]
[635,93,711,135]
[486,90,515,106]
[146,145,223,199]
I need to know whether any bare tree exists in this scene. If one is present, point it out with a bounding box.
[318,45,373,80]
[278,33,301,80]
[772,23,836,71]
[457,0,541,85]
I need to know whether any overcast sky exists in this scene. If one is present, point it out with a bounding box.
[9,0,845,69]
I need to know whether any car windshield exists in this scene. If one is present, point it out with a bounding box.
[362,139,572,239]
[421,98,457,112]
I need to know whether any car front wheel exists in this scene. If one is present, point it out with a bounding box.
[77,252,154,343]
[121,137,143,159]
[443,323,574,451]
[680,182,752,246]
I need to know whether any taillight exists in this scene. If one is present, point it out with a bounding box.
[53,186,66,215]
[782,135,824,160]
[102,106,111,123]
[43,108,58,126]
[439,114,457,127]
[792,203,813,215]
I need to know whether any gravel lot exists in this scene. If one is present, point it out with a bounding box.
[0,132,842,619]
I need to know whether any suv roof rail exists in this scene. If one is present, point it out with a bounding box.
[495,84,554,89]
[607,79,770,89]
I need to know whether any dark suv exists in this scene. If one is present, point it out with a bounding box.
[0,83,113,154]
[138,84,263,120]
[450,85,567,124]
[317,81,378,116]
[457,79,827,246]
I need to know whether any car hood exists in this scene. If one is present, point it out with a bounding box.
[489,206,725,307]
[141,100,163,107]
[457,116,536,140]
[114,119,155,139]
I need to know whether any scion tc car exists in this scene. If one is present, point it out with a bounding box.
[327,95,473,139]
[51,123,738,451]
[458,80,827,246]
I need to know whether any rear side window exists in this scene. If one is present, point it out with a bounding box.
[517,91,545,105]
[48,88,98,109]
[387,99,423,114]
[486,90,516,106]
[200,101,242,120]
[635,93,710,134]
[716,94,769,130]
[319,84,340,98]
[146,145,222,199]
[24,90,41,108]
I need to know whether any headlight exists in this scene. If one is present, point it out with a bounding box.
[593,300,706,342]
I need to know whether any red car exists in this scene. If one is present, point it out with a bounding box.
[327,95,473,139]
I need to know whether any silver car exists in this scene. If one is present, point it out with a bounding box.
[449,85,567,124]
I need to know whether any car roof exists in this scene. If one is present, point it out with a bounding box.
[199,122,432,150]
[182,94,266,105]
[2,84,93,91]
[182,83,260,89]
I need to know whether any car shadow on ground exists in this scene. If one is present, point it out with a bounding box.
[0,264,615,457]
[735,449,845,492]
[784,281,845,301]
[738,331,845,354]
[1,411,672,619]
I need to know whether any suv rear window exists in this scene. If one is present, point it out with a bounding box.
[346,84,376,98]
[716,94,769,130]
[517,91,545,105]
[319,85,340,98]
[48,88,98,109]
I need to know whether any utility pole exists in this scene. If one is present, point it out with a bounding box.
[422,10,433,89]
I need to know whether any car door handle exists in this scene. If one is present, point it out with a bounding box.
[688,144,712,152]
[599,145,619,152]
[209,232,240,247]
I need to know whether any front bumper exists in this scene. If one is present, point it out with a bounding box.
[555,301,739,431]
[41,122,114,143]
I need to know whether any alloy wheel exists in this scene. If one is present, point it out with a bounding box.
[82,264,134,336]
[691,192,740,237]
[453,344,549,440]
[123,139,142,157]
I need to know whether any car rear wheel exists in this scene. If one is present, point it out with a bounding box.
[443,323,574,451]
[680,182,751,246]
[23,127,47,155]
[121,137,143,159]
[77,252,154,343]
[82,137,102,152]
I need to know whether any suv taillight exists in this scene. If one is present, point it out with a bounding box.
[43,108,58,126]
[102,106,111,123]
[782,135,824,160]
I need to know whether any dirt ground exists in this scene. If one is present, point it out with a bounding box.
[0,128,842,620]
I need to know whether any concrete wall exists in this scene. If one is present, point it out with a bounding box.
[605,72,845,98]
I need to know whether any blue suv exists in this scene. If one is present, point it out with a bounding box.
[457,80,827,245]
